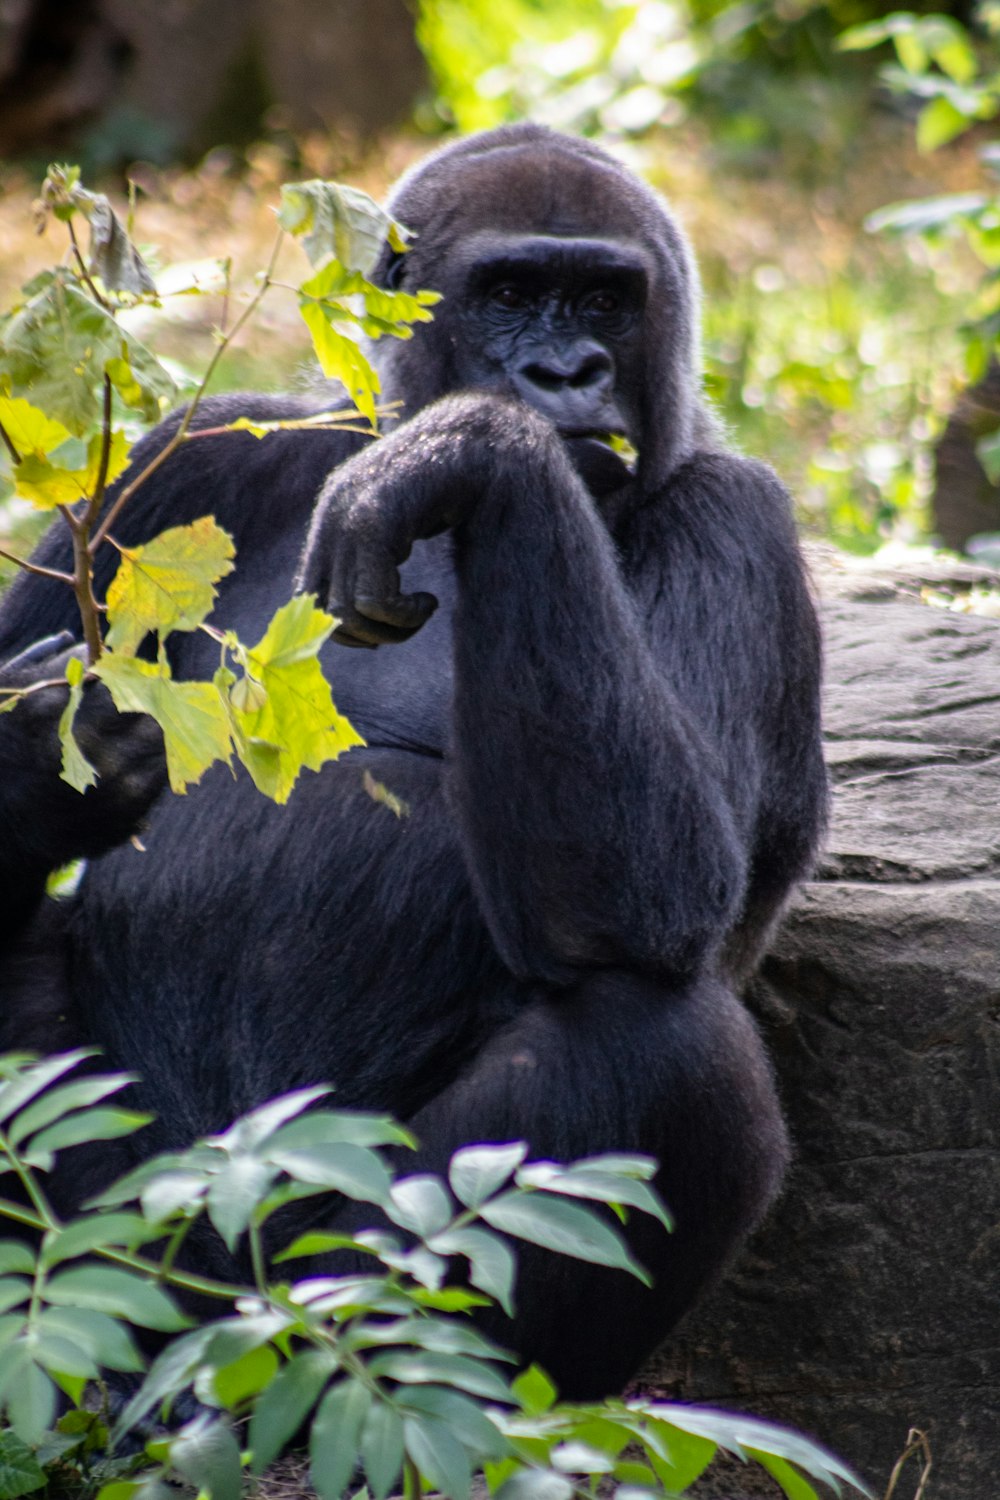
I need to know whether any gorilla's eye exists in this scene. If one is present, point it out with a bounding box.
[584,289,621,315]
[490,284,531,311]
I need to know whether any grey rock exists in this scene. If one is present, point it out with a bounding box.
[641,557,1000,1500]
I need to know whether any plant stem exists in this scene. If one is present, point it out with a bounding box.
[0,1135,60,1228]
[403,1456,423,1500]
[249,1219,268,1298]
[90,227,286,556]
[0,1194,246,1303]
[69,514,103,664]
[0,419,22,465]
[0,547,75,585]
[67,220,112,311]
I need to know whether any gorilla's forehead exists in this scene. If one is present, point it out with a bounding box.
[449,230,655,282]
[400,144,662,246]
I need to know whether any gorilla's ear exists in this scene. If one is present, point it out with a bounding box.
[383,248,407,290]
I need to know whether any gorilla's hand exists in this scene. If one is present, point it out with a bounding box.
[1,639,168,870]
[298,397,520,647]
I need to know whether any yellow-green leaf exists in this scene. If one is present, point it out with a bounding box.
[917,96,970,152]
[13,430,129,510]
[0,395,71,458]
[278,180,410,274]
[299,303,380,427]
[57,656,98,792]
[94,655,232,793]
[105,517,236,654]
[229,595,363,804]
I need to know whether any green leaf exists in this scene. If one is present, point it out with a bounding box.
[203,1343,280,1410]
[209,1086,331,1153]
[401,1387,509,1463]
[37,1307,145,1373]
[480,1192,650,1283]
[427,1226,516,1315]
[0,1429,46,1498]
[0,273,175,433]
[44,1264,190,1331]
[94,655,232,794]
[309,1380,372,1500]
[865,191,987,235]
[0,1245,34,1276]
[82,196,158,296]
[274,1230,374,1263]
[359,1400,404,1500]
[111,1324,216,1439]
[278,180,410,274]
[229,595,363,803]
[26,1329,98,1379]
[40,1210,150,1266]
[205,1156,278,1251]
[4,1359,57,1445]
[23,1106,152,1165]
[978,428,1000,484]
[266,1108,415,1152]
[495,1472,573,1500]
[267,1141,391,1204]
[917,95,970,151]
[0,1279,30,1315]
[387,1175,454,1236]
[170,1416,242,1500]
[514,1162,672,1230]
[366,1351,512,1403]
[511,1366,557,1415]
[297,304,381,428]
[749,1451,821,1500]
[449,1143,527,1208]
[8,1070,136,1148]
[140,1169,211,1222]
[0,1052,96,1125]
[404,1413,471,1500]
[638,1404,871,1497]
[105,518,236,654]
[249,1350,335,1474]
[13,430,129,510]
[0,396,70,458]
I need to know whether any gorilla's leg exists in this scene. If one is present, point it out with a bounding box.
[392,971,789,1399]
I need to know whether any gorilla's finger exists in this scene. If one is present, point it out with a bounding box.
[355,591,438,633]
[3,631,77,673]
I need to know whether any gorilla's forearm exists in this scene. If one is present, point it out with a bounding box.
[446,417,749,985]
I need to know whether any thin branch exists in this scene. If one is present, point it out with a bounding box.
[67,218,112,311]
[87,374,115,522]
[0,419,22,466]
[0,1193,247,1303]
[0,546,75,585]
[89,227,287,555]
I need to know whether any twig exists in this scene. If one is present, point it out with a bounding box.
[0,419,21,465]
[883,1429,932,1500]
[67,218,112,311]
[89,226,287,555]
[0,546,75,585]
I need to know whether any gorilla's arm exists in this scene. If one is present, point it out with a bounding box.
[0,396,363,941]
[300,394,823,985]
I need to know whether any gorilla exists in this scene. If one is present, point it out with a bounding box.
[0,124,826,1399]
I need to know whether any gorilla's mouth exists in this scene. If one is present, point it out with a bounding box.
[563,430,638,471]
[561,431,638,498]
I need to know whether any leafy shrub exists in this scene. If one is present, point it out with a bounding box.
[0,1053,870,1500]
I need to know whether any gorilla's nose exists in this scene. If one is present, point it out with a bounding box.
[518,341,614,394]
[512,341,618,431]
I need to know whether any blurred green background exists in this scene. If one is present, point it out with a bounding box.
[3,0,1000,559]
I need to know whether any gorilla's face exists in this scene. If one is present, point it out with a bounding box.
[455,232,648,498]
[383,229,650,500]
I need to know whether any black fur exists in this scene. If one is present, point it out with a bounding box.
[0,125,826,1398]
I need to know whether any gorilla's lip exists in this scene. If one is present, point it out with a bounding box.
[561,429,638,469]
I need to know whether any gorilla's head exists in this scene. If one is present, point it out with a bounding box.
[371,124,707,496]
